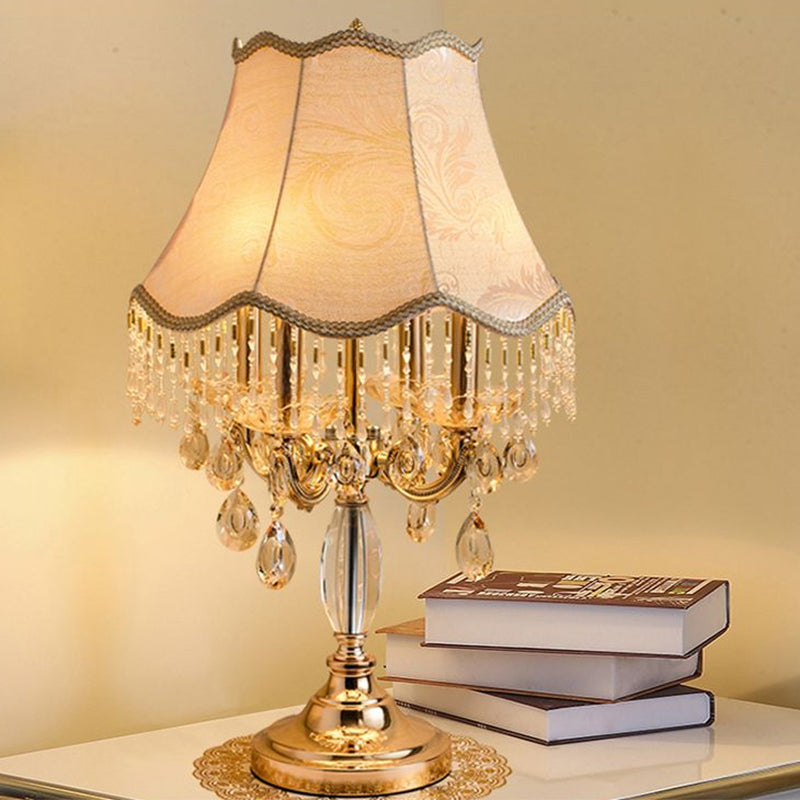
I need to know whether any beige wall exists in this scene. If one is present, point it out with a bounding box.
[444,0,800,705]
[1,0,798,756]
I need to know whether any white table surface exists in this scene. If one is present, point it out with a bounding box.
[2,698,800,799]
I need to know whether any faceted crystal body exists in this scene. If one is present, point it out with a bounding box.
[216,489,259,551]
[455,512,494,581]
[320,502,382,635]
[406,502,436,543]
[206,437,243,491]
[179,428,209,470]
[503,436,538,482]
[256,520,296,589]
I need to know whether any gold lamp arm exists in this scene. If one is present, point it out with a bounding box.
[379,429,473,503]
[281,437,332,510]
[233,425,332,511]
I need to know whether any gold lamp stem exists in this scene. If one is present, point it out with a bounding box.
[250,494,451,794]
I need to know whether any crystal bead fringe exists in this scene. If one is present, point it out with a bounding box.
[126,301,576,443]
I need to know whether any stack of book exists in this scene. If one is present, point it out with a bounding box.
[379,570,730,745]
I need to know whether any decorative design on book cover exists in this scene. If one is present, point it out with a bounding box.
[396,686,716,747]
[193,733,510,800]
[421,571,728,608]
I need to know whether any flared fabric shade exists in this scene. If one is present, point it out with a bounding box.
[134,28,569,337]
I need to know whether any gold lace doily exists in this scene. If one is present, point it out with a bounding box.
[193,734,511,800]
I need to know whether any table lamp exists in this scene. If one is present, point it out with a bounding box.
[127,20,575,796]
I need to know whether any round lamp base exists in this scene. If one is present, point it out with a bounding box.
[251,702,451,796]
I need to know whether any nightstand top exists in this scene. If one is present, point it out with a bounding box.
[2,698,800,800]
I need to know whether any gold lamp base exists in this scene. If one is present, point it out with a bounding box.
[251,635,451,795]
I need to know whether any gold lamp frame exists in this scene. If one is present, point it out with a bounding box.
[126,20,575,796]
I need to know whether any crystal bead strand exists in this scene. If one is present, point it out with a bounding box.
[464,321,475,423]
[198,328,210,428]
[144,323,155,418]
[126,308,136,400]
[528,337,539,433]
[126,309,138,402]
[317,336,327,434]
[247,308,258,408]
[218,317,230,406]
[181,335,194,431]
[551,317,562,414]
[481,330,492,438]
[379,331,391,437]
[423,312,434,418]
[168,336,179,428]
[139,315,149,418]
[500,338,510,439]
[357,339,367,441]
[213,321,224,429]
[154,329,166,423]
[336,340,345,438]
[539,325,552,426]
[268,316,278,430]
[311,336,322,432]
[230,315,240,395]
[443,317,453,415]
[289,327,299,432]
[401,321,412,429]
[129,309,145,424]
[513,340,526,436]
[563,310,577,421]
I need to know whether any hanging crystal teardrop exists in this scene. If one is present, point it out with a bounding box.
[216,489,259,551]
[406,502,436,543]
[503,435,539,482]
[206,437,243,490]
[456,511,494,581]
[320,502,382,634]
[179,428,209,470]
[469,440,503,494]
[256,519,297,589]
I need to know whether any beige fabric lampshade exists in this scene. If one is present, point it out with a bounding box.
[133,27,570,337]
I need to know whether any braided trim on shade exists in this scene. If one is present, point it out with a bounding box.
[130,284,572,338]
[232,28,484,64]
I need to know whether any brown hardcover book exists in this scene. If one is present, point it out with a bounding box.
[393,683,715,746]
[378,618,703,702]
[420,571,730,656]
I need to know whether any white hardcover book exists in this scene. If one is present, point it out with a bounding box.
[421,571,730,656]
[393,682,715,745]
[379,619,702,702]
